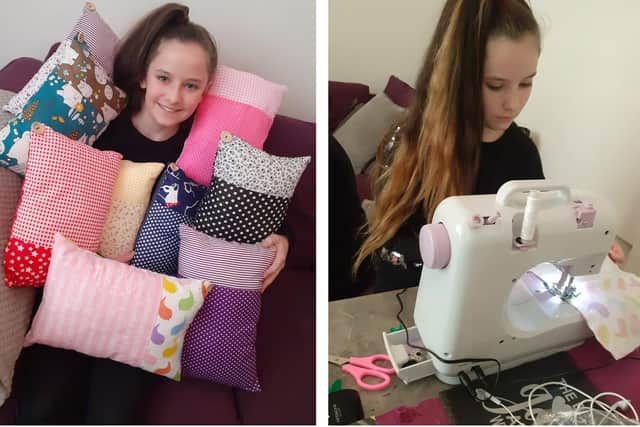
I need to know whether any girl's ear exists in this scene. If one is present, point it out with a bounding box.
[140,78,147,89]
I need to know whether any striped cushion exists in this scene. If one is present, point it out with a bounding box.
[3,2,119,115]
[24,233,212,381]
[179,224,275,391]
[176,65,287,186]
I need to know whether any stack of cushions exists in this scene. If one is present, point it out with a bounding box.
[24,233,212,381]
[179,131,310,391]
[131,163,208,275]
[332,75,414,175]
[176,65,287,186]
[98,160,164,260]
[0,32,127,174]
[0,168,35,406]
[3,123,122,287]
[3,1,119,115]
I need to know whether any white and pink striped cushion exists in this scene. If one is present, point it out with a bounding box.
[3,124,122,287]
[24,233,212,381]
[176,65,287,186]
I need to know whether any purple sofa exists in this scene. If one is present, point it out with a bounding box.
[0,54,315,425]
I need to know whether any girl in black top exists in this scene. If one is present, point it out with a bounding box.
[353,0,546,292]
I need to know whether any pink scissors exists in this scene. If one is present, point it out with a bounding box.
[329,354,395,391]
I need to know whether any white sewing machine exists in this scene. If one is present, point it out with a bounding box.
[383,180,618,385]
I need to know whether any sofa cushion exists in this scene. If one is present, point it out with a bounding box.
[235,268,315,424]
[0,168,35,407]
[179,224,275,392]
[131,164,207,276]
[0,34,127,174]
[97,160,164,259]
[3,123,122,287]
[328,81,373,132]
[262,115,316,270]
[177,65,287,186]
[0,58,43,94]
[24,233,212,381]
[4,2,118,115]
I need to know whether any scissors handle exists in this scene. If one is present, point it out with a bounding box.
[350,354,395,375]
[341,364,391,391]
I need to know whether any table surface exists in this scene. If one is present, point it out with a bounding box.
[329,287,450,418]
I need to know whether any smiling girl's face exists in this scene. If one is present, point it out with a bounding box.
[137,38,210,137]
[482,33,539,142]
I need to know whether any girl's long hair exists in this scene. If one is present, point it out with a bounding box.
[353,0,540,274]
[113,3,218,115]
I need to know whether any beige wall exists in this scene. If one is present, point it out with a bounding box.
[330,0,640,273]
[1,0,315,121]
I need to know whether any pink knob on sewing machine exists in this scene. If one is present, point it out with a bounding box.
[419,223,451,269]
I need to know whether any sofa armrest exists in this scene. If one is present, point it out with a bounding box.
[0,57,43,93]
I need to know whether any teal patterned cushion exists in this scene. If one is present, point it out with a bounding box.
[0,33,127,174]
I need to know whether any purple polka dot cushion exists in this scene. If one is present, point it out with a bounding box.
[178,224,275,391]
[131,164,207,275]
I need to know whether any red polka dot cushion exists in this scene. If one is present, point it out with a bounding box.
[3,123,122,287]
[178,224,275,391]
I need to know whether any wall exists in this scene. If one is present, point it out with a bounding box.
[1,0,315,121]
[330,0,640,273]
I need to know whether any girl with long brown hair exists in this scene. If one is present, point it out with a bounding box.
[353,0,545,292]
[14,3,289,423]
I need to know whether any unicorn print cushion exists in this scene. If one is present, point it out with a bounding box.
[0,33,127,174]
[131,163,207,275]
[24,233,213,381]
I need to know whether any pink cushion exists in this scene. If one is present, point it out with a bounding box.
[176,65,287,186]
[3,124,122,287]
[24,233,212,380]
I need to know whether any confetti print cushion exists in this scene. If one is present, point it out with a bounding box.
[176,65,287,186]
[0,168,35,406]
[98,160,164,259]
[24,233,213,381]
[131,164,207,275]
[178,224,275,391]
[0,33,127,174]
[191,132,310,243]
[3,1,119,115]
[3,123,122,287]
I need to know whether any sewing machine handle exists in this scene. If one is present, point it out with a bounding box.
[496,180,571,208]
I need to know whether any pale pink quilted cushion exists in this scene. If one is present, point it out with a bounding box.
[24,233,212,380]
[176,65,287,186]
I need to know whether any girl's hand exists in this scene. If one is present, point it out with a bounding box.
[608,243,625,265]
[260,234,289,292]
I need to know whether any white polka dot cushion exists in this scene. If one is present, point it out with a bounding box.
[131,164,207,275]
[24,233,213,381]
[3,123,122,287]
[0,168,35,406]
[97,160,164,259]
[178,224,275,391]
[3,2,119,115]
[190,132,310,243]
